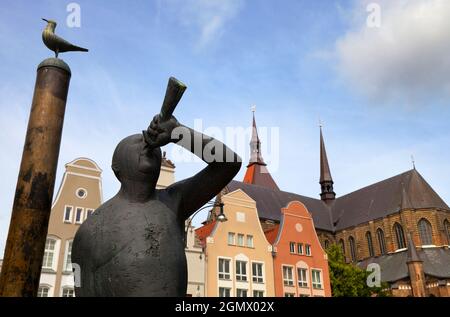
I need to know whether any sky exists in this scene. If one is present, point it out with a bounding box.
[1,0,450,257]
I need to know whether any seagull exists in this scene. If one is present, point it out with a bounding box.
[42,18,88,58]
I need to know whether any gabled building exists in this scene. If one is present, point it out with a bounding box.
[37,155,177,297]
[38,158,103,297]
[225,112,450,297]
[267,201,331,297]
[197,189,275,297]
[185,222,205,297]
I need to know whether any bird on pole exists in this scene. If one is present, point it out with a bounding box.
[42,18,88,58]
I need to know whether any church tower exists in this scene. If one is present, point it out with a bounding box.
[406,232,427,297]
[319,126,335,202]
[243,109,279,191]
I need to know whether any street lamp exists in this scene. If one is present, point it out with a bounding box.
[184,201,227,247]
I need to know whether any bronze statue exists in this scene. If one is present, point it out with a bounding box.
[72,77,241,296]
[42,19,88,58]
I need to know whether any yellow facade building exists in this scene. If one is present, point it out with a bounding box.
[38,158,103,297]
[198,189,275,297]
[38,155,176,297]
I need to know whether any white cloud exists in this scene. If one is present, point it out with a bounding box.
[335,0,450,105]
[165,0,244,49]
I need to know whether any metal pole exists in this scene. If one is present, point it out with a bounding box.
[0,58,71,297]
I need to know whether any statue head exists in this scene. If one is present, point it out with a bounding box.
[112,134,162,189]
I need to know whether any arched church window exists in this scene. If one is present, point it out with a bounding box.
[348,236,357,262]
[445,220,450,245]
[394,223,406,249]
[418,218,433,246]
[377,228,387,255]
[339,239,345,257]
[366,232,374,257]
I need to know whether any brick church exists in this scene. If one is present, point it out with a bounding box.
[219,113,450,297]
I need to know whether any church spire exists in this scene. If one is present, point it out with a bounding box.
[319,125,335,202]
[243,107,279,191]
[249,108,265,166]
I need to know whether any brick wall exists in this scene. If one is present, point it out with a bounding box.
[322,209,450,262]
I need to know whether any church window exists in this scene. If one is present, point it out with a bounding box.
[418,218,433,246]
[394,223,406,249]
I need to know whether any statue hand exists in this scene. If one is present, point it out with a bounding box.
[144,115,180,148]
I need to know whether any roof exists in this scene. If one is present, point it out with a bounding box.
[358,247,450,282]
[264,225,280,244]
[243,164,280,191]
[226,181,334,231]
[332,169,449,230]
[226,169,448,232]
[161,151,175,169]
[195,221,216,247]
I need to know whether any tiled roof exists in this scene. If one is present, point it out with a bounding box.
[358,247,450,282]
[243,164,279,191]
[264,225,280,244]
[226,181,334,231]
[195,221,216,247]
[226,169,449,232]
[332,169,449,230]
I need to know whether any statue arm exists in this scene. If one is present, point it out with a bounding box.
[166,125,242,220]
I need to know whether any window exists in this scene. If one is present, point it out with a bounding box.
[305,244,311,256]
[289,242,295,253]
[86,209,94,219]
[282,266,294,286]
[297,243,303,255]
[236,260,247,281]
[236,289,248,297]
[339,239,345,256]
[246,235,254,248]
[237,234,244,246]
[236,212,246,222]
[219,287,231,297]
[349,237,356,262]
[284,293,295,297]
[227,232,235,245]
[418,218,433,246]
[312,269,322,289]
[366,232,374,257]
[75,207,83,224]
[42,239,56,269]
[65,241,73,272]
[377,229,387,255]
[252,262,263,283]
[394,223,406,249]
[218,258,230,280]
[64,206,73,223]
[37,286,49,297]
[297,268,308,288]
[62,288,74,297]
[76,188,86,198]
[253,290,264,297]
[445,220,450,245]
[324,240,330,249]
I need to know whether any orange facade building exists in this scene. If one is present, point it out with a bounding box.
[267,201,331,297]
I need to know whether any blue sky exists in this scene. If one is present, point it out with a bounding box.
[1,0,450,256]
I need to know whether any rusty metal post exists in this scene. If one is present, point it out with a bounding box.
[0,58,71,297]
